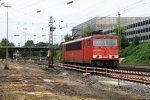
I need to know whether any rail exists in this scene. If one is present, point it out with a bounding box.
[55,63,150,85]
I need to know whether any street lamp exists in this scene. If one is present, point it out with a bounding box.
[67,0,73,5]
[9,35,20,44]
[4,5,11,60]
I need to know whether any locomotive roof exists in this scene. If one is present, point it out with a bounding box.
[63,35,118,44]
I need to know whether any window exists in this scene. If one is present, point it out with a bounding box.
[136,30,138,34]
[66,41,82,51]
[146,28,149,32]
[138,29,140,33]
[146,20,149,24]
[146,35,148,40]
[143,21,146,25]
[86,39,90,46]
[131,31,133,35]
[143,28,146,33]
[138,22,140,26]
[93,39,117,46]
[136,23,138,27]
[131,24,133,28]
[141,29,143,33]
[140,22,142,26]
[133,24,136,27]
[133,30,135,34]
[129,25,131,29]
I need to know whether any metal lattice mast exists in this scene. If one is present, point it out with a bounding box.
[49,16,53,47]
[48,16,54,68]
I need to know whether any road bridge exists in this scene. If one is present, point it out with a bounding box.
[0,46,61,59]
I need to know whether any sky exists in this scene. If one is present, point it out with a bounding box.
[0,0,150,46]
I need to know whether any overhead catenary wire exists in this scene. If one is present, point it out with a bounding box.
[1,0,150,37]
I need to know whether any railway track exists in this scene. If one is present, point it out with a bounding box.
[55,63,150,85]
[119,64,150,72]
[21,61,150,85]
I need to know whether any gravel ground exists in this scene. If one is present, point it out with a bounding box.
[58,67,150,100]
[0,61,148,100]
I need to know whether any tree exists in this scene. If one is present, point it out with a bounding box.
[73,27,94,39]
[121,34,130,49]
[114,25,127,36]
[64,34,72,42]
[0,38,14,46]
[114,26,129,49]
[24,40,34,47]
[35,42,48,47]
[132,36,139,47]
[0,38,14,59]
[81,26,94,37]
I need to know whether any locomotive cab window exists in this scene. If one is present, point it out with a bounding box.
[86,39,90,46]
[93,38,117,46]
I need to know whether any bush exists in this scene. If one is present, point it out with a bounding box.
[54,51,62,61]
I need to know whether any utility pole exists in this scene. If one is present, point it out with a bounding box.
[48,16,54,68]
[4,5,11,61]
[118,12,121,53]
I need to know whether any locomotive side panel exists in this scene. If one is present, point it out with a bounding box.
[83,38,93,64]
[62,40,84,63]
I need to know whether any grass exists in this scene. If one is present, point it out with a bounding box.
[121,42,150,64]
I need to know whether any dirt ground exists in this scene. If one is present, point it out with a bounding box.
[0,61,145,100]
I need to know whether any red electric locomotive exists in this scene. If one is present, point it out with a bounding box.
[62,35,119,68]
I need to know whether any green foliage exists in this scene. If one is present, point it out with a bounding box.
[0,50,6,59]
[24,40,34,47]
[64,34,72,42]
[131,36,139,47]
[121,42,150,64]
[74,26,94,38]
[114,26,127,35]
[114,26,129,49]
[35,42,48,47]
[0,38,14,59]
[81,26,93,37]
[54,50,62,61]
[121,34,130,49]
[0,38,14,46]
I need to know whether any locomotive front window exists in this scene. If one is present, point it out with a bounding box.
[93,39,117,46]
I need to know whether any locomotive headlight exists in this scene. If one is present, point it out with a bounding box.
[93,55,102,59]
[109,55,118,59]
